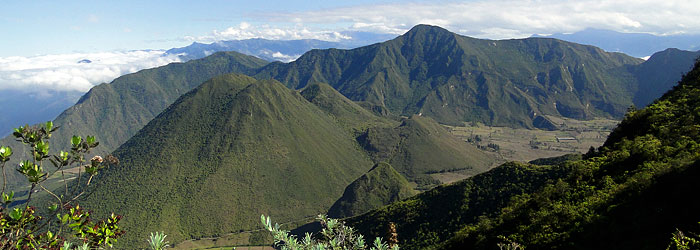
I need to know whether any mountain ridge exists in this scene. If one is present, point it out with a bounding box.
[534,28,700,58]
[631,48,700,107]
[255,24,646,128]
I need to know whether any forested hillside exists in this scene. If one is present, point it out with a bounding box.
[256,24,644,128]
[349,59,700,250]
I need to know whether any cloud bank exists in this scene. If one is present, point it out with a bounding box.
[188,22,352,43]
[249,0,700,39]
[0,50,181,93]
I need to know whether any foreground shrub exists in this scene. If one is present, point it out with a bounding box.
[261,214,399,250]
[0,122,123,249]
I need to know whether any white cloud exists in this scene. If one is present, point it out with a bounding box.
[252,0,700,39]
[270,52,301,63]
[188,22,352,43]
[0,50,181,93]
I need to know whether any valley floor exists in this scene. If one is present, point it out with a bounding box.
[435,116,619,183]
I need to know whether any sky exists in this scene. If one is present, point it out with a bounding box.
[1,0,700,93]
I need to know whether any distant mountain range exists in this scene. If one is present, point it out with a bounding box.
[166,39,342,62]
[534,28,700,58]
[255,25,697,129]
[166,32,395,62]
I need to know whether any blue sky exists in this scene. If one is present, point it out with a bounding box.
[1,0,699,93]
[4,0,699,57]
[1,0,409,56]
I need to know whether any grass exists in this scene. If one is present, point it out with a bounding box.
[171,231,266,250]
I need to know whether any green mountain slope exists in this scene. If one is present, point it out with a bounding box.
[348,59,700,250]
[300,82,397,132]
[356,115,495,189]
[0,52,268,188]
[256,24,644,128]
[632,48,700,107]
[78,74,373,247]
[298,82,494,191]
[346,161,570,249]
[328,162,416,218]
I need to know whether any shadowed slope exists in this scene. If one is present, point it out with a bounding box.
[632,48,700,107]
[328,162,416,218]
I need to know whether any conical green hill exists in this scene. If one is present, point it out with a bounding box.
[80,74,373,247]
[328,162,416,218]
[357,115,495,188]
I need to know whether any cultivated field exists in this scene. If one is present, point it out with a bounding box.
[172,231,272,250]
[446,115,619,163]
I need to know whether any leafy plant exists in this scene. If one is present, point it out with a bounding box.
[497,237,526,250]
[147,231,170,250]
[0,122,124,249]
[666,223,700,250]
[261,214,399,250]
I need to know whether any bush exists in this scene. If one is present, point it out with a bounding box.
[261,214,399,250]
[0,122,124,249]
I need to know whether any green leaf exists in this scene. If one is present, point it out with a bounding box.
[61,214,70,223]
[49,204,58,212]
[18,160,32,173]
[0,146,10,156]
[36,140,50,155]
[9,208,22,220]
[3,191,14,203]
[0,146,11,162]
[59,151,69,161]
[71,136,82,148]
[86,135,96,145]
[12,126,25,138]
